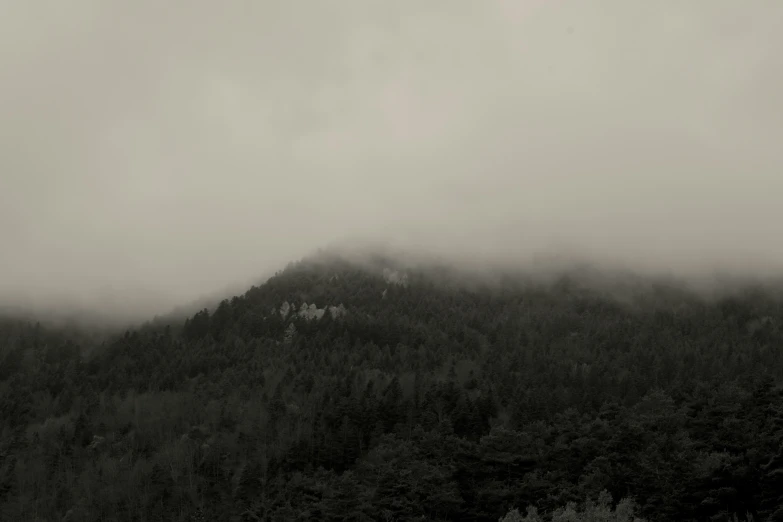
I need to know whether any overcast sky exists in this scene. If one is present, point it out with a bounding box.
[1,1,782,318]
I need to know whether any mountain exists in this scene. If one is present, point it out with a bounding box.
[1,250,782,521]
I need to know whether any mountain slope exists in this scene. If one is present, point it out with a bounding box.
[1,252,783,521]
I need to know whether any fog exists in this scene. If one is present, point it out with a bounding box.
[2,1,782,321]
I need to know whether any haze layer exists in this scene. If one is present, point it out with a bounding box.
[2,1,782,318]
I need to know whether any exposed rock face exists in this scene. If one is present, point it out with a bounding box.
[383,268,409,287]
[278,301,347,321]
[299,303,325,320]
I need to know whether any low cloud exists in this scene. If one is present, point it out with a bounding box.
[2,1,782,319]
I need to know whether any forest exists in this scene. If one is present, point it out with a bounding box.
[1,253,782,521]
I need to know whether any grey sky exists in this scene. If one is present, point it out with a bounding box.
[1,1,782,318]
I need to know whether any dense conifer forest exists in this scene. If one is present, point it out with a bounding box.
[1,253,782,521]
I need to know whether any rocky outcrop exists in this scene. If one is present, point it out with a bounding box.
[278,301,347,321]
[299,303,325,320]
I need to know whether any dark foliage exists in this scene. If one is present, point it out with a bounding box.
[1,256,782,521]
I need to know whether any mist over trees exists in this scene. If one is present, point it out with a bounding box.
[3,1,783,319]
[2,2,783,520]
[1,252,782,521]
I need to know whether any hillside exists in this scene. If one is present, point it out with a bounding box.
[1,252,782,521]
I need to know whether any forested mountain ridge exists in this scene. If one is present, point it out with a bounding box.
[1,252,783,521]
